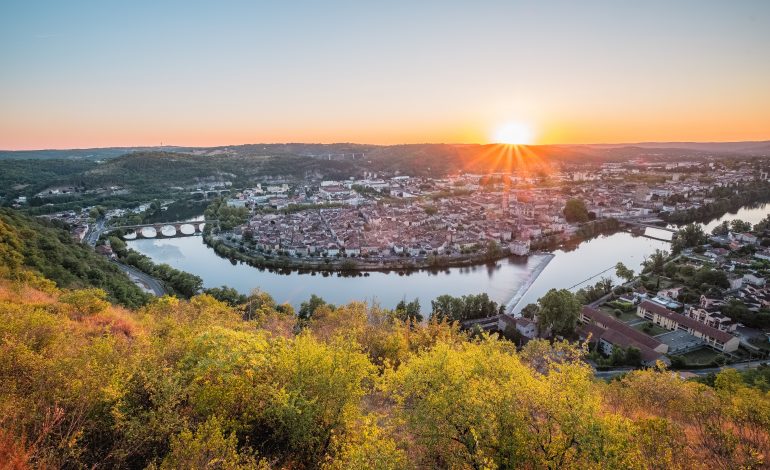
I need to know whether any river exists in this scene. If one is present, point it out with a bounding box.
[126,203,769,311]
[683,202,770,233]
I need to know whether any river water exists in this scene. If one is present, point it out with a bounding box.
[126,204,769,311]
[688,203,770,233]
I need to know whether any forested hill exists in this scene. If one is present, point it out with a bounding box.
[83,151,357,187]
[1,213,770,468]
[0,151,359,213]
[0,208,149,307]
[4,143,769,210]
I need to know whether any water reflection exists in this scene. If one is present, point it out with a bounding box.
[124,204,770,310]
[695,203,769,233]
[128,230,669,310]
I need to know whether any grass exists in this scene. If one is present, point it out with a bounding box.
[748,337,770,353]
[598,306,639,323]
[677,347,722,366]
[633,321,668,336]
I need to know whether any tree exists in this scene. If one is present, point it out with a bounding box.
[672,223,706,253]
[394,298,422,322]
[730,219,752,233]
[108,236,127,257]
[203,286,247,306]
[615,262,635,283]
[692,268,729,289]
[88,206,105,219]
[430,293,499,322]
[536,288,581,336]
[624,347,642,367]
[485,240,502,258]
[520,303,539,319]
[642,249,669,275]
[563,199,589,223]
[298,294,329,321]
[712,221,730,236]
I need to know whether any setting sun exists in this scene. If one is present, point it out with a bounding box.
[492,121,535,145]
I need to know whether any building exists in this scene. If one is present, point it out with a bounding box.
[579,306,670,366]
[637,300,739,353]
[686,305,737,333]
[498,315,538,339]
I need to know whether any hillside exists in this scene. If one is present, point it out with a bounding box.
[584,140,770,154]
[1,217,769,468]
[0,209,149,307]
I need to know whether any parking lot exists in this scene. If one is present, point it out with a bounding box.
[657,329,704,354]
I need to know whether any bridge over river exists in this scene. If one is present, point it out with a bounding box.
[617,218,678,241]
[107,220,217,239]
[617,217,677,233]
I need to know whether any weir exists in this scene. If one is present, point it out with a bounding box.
[505,253,555,315]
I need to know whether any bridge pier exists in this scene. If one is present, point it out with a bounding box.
[108,220,215,240]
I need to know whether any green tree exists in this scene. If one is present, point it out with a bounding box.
[615,262,635,283]
[485,240,502,258]
[430,293,498,322]
[642,249,669,275]
[536,288,581,336]
[712,221,730,236]
[520,303,539,319]
[298,294,330,321]
[563,199,589,223]
[394,298,422,322]
[730,219,752,233]
[203,286,247,306]
[672,223,707,253]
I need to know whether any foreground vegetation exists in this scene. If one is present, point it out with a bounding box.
[1,273,769,468]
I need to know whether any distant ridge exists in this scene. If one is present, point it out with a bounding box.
[2,140,769,161]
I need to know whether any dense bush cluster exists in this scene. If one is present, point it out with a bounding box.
[2,270,770,468]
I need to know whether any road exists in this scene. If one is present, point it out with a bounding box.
[85,217,107,246]
[111,260,166,296]
[594,359,769,379]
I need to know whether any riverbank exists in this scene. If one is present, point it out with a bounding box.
[505,253,555,314]
[663,180,770,226]
[127,225,671,309]
[204,232,521,273]
[202,218,621,274]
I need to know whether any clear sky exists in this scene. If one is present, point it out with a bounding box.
[1,0,769,149]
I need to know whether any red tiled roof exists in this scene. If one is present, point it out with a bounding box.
[582,306,663,351]
[639,300,735,344]
[577,323,664,364]
[600,330,664,364]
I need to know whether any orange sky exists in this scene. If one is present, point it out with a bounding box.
[1,1,769,150]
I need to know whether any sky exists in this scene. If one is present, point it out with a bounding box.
[1,0,769,150]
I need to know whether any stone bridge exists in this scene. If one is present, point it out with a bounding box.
[191,189,231,199]
[618,218,678,234]
[108,220,217,239]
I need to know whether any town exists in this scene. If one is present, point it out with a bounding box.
[206,155,768,271]
[466,217,770,371]
[10,151,770,372]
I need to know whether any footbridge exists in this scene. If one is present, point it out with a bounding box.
[107,220,217,239]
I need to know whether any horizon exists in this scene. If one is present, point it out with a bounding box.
[2,1,770,149]
[4,138,770,153]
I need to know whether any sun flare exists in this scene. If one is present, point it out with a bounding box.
[492,121,534,145]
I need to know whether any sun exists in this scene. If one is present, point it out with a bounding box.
[492,121,534,145]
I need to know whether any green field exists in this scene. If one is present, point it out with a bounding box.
[633,321,668,336]
[677,347,722,365]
